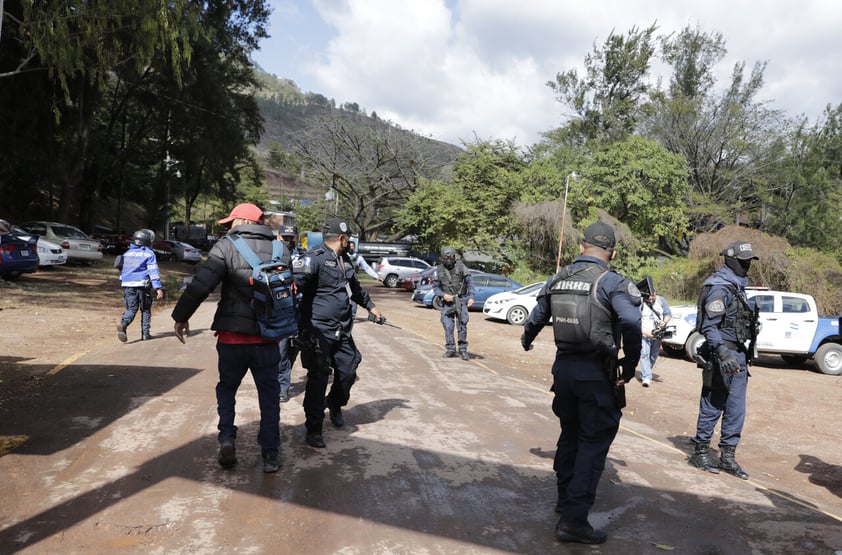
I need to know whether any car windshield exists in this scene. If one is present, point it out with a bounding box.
[53,225,89,239]
[513,282,545,295]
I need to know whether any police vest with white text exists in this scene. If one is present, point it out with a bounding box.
[549,263,615,354]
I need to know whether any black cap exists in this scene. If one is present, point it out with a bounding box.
[720,241,759,260]
[583,222,616,249]
[279,225,298,237]
[636,276,654,297]
[323,217,352,236]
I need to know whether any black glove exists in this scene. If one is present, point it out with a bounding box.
[715,344,740,375]
[617,357,636,383]
[520,333,533,351]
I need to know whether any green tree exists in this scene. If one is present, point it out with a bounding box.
[547,24,658,143]
[576,136,689,253]
[642,25,786,231]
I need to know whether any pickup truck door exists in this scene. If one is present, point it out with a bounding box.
[752,292,818,353]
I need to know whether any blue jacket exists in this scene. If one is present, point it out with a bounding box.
[120,244,162,289]
[699,266,749,349]
[524,255,642,365]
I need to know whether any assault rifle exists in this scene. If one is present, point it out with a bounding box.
[368,313,402,329]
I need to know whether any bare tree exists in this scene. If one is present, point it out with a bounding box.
[294,110,456,239]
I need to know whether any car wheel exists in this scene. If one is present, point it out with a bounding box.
[814,343,842,375]
[780,354,808,366]
[431,295,443,310]
[384,274,399,288]
[685,331,706,361]
[661,342,685,358]
[1,272,22,281]
[506,305,528,325]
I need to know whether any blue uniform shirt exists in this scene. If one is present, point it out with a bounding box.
[699,266,748,349]
[524,255,642,365]
[293,246,375,334]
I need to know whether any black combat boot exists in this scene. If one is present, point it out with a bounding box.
[688,440,720,474]
[718,444,749,480]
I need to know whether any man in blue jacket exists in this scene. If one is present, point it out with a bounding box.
[521,222,642,545]
[688,240,758,481]
[117,228,163,342]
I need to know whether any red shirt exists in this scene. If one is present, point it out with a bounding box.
[215,331,278,345]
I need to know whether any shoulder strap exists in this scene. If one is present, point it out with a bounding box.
[225,234,261,270]
[270,239,285,264]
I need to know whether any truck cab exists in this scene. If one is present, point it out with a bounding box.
[662,288,842,375]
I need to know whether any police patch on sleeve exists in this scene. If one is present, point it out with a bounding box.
[627,281,641,298]
[705,298,726,317]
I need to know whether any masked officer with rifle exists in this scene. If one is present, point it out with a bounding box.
[521,222,642,545]
[432,246,475,360]
[688,240,759,480]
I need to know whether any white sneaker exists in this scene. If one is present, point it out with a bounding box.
[642,378,651,387]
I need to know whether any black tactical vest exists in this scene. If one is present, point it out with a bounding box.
[696,284,754,342]
[437,262,467,296]
[549,263,614,354]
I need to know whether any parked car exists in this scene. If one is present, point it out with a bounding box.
[398,266,437,291]
[374,256,431,288]
[152,240,203,264]
[412,273,523,310]
[2,220,67,267]
[0,223,39,280]
[482,282,545,325]
[19,221,103,263]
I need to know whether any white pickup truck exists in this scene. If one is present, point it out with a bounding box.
[661,288,842,375]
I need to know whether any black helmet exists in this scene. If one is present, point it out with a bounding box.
[441,246,457,269]
[132,228,155,247]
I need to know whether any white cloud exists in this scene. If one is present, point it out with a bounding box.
[257,0,842,146]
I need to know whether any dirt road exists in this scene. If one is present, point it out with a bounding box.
[1,267,841,553]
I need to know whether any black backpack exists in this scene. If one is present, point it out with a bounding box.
[226,235,298,340]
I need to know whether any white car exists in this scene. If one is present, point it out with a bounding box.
[20,221,103,263]
[5,222,67,267]
[482,282,544,325]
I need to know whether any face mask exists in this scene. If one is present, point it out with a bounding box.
[443,257,455,269]
[725,256,751,277]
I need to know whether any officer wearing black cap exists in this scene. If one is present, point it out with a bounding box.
[688,240,759,480]
[521,221,642,545]
[292,217,384,448]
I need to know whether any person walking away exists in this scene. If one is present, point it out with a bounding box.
[520,222,642,545]
[292,217,383,449]
[171,203,289,473]
[687,241,759,481]
[432,246,475,360]
[638,276,672,387]
[117,229,164,342]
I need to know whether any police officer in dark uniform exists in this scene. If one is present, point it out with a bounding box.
[292,217,383,448]
[521,222,642,545]
[432,246,475,360]
[688,240,758,480]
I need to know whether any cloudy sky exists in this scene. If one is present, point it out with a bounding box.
[252,0,842,147]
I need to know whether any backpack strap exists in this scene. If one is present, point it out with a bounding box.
[225,234,261,270]
[226,234,286,270]
[270,238,285,264]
